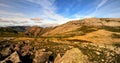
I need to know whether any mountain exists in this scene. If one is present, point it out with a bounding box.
[0,18,120,38]
[25,26,53,37]
[8,26,29,32]
[0,27,18,37]
[0,26,29,37]
[42,18,120,37]
[0,18,120,63]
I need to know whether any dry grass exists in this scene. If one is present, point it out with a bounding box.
[66,29,120,44]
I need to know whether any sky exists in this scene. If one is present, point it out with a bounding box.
[0,0,120,27]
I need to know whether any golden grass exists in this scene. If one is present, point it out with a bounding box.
[66,29,120,44]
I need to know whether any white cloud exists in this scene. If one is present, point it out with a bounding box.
[1,0,80,27]
[0,18,35,26]
[26,0,73,25]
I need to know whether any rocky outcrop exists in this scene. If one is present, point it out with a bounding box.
[0,47,12,57]
[54,48,88,63]
[33,49,52,63]
[0,51,21,63]
[14,41,33,57]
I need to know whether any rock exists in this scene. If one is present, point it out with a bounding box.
[38,49,46,52]
[24,40,30,44]
[14,46,20,51]
[68,46,74,49]
[0,51,21,63]
[33,50,52,63]
[95,51,101,55]
[54,48,88,63]
[1,47,12,57]
[54,54,61,63]
[21,45,33,56]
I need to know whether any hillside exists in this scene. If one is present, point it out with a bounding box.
[0,26,28,37]
[0,26,53,37]
[0,18,120,63]
[25,26,53,37]
[43,18,120,36]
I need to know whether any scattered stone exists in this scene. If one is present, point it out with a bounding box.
[96,51,100,55]
[101,59,104,62]
[68,46,74,48]
[39,49,46,52]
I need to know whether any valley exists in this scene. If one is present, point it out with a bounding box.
[0,18,120,63]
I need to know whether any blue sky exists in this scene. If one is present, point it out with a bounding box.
[0,0,120,27]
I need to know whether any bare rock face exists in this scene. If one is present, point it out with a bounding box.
[0,51,21,63]
[54,48,88,63]
[33,49,52,63]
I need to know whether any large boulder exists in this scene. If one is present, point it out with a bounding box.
[54,48,88,63]
[0,51,21,63]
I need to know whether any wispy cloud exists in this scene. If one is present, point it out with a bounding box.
[0,0,120,27]
[0,10,35,26]
[31,18,42,21]
[0,10,25,17]
[0,3,11,7]
[84,0,120,18]
[96,0,108,9]
[26,0,72,25]
[0,18,35,26]
[31,18,42,23]
[84,0,108,18]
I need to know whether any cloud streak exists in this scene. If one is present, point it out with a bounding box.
[26,0,72,25]
[0,0,120,27]
[97,0,108,9]
[0,3,11,7]
[0,10,26,17]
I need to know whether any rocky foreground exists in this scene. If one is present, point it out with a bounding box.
[0,38,120,63]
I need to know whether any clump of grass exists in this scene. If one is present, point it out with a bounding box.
[112,42,120,48]
[67,39,92,43]
[102,26,120,32]
[76,26,98,33]
[111,33,120,38]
